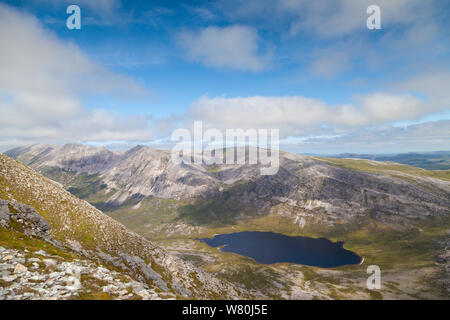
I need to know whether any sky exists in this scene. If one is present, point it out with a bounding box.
[0,0,449,154]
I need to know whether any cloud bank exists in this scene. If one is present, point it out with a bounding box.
[0,3,152,150]
[176,25,269,71]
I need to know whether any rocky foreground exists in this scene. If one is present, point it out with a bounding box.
[0,246,174,300]
[0,199,176,300]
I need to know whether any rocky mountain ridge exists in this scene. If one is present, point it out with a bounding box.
[6,144,450,228]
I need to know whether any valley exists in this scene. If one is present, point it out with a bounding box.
[2,143,450,299]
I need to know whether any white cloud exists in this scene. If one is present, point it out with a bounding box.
[309,50,350,79]
[216,0,437,38]
[0,4,148,98]
[188,95,328,130]
[352,93,426,125]
[184,93,433,135]
[0,3,152,150]
[176,25,269,71]
[282,120,450,154]
[395,71,450,106]
[136,97,450,154]
[213,0,447,80]
[176,90,449,153]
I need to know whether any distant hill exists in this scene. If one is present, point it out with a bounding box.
[330,151,450,170]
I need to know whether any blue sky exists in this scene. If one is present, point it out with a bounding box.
[0,0,449,153]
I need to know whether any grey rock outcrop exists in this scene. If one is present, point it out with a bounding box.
[0,247,176,300]
[0,200,51,240]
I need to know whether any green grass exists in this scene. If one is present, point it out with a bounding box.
[331,152,450,170]
[206,164,222,172]
[177,196,253,225]
[38,167,113,203]
[315,157,450,181]
[0,226,79,261]
[106,197,181,235]
[366,289,383,300]
[216,264,287,297]
[176,180,271,226]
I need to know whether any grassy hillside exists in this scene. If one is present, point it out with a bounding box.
[330,152,450,170]
[315,157,450,181]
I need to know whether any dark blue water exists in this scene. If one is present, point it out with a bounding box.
[198,231,361,268]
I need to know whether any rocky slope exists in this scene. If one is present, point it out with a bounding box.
[6,143,122,175]
[0,153,242,299]
[0,199,177,300]
[0,246,175,300]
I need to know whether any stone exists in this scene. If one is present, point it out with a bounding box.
[117,289,128,296]
[35,250,48,256]
[66,276,82,292]
[2,255,13,261]
[0,271,10,277]
[0,264,12,271]
[138,290,151,300]
[43,259,57,267]
[0,203,10,223]
[29,275,45,281]
[14,264,28,274]
[2,275,17,282]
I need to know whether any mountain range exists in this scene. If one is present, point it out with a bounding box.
[1,143,450,299]
[6,143,449,227]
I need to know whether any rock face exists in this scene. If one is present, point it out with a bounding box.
[435,235,450,296]
[6,143,122,175]
[0,200,51,241]
[0,153,242,299]
[101,146,218,202]
[6,144,450,226]
[0,246,176,300]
